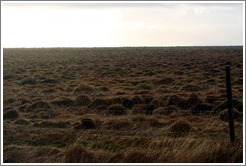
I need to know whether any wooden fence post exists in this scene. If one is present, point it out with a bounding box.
[226,65,235,142]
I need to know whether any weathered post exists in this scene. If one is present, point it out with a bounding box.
[226,65,235,142]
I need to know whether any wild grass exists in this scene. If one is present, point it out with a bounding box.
[3,47,243,163]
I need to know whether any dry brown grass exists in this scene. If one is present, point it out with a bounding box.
[3,47,243,163]
[107,104,126,115]
[67,136,243,163]
[64,145,97,163]
[75,95,91,106]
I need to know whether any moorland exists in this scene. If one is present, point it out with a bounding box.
[3,46,243,163]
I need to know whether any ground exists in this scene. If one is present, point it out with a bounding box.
[3,46,243,163]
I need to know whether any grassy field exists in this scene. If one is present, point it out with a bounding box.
[3,47,243,163]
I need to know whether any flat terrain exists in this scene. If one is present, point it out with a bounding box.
[3,47,243,163]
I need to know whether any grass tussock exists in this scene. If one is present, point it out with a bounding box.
[74,84,98,94]
[107,104,126,115]
[33,120,70,128]
[51,97,74,107]
[131,104,147,114]
[20,78,37,85]
[14,119,30,125]
[3,110,19,120]
[75,95,91,106]
[168,120,192,136]
[26,101,50,112]
[191,103,214,114]
[102,119,134,130]
[64,145,97,163]
[153,105,178,115]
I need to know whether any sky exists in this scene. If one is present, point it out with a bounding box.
[1,2,244,47]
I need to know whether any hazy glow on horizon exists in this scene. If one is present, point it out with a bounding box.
[2,2,244,47]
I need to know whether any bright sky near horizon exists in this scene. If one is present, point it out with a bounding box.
[2,2,244,48]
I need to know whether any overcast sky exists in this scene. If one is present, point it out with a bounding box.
[2,2,244,47]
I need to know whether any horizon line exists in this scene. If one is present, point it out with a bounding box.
[3,45,243,49]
